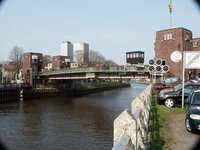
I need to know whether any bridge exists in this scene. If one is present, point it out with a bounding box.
[39,65,149,80]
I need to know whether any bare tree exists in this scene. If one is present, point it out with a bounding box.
[74,50,84,65]
[88,50,106,67]
[43,55,52,68]
[104,59,118,66]
[9,46,24,72]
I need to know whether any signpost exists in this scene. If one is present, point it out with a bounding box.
[148,58,170,85]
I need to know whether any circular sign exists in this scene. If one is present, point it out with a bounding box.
[156,59,162,65]
[148,65,154,72]
[163,65,170,72]
[149,59,155,65]
[156,65,162,72]
[170,51,182,62]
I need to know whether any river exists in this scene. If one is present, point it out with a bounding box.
[0,83,147,150]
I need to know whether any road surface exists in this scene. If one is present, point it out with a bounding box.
[168,113,200,150]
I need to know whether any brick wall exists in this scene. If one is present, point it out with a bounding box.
[155,27,196,79]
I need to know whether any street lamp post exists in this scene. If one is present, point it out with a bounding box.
[1,53,5,84]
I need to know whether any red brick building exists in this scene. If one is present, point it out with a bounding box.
[192,38,200,51]
[23,52,43,86]
[155,27,200,80]
[52,56,70,70]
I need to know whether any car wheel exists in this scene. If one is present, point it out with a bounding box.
[164,98,174,107]
[185,118,194,133]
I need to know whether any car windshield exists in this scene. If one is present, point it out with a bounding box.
[191,92,200,105]
[174,84,182,91]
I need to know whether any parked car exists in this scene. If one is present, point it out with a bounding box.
[157,83,200,107]
[157,83,182,96]
[154,78,181,94]
[185,89,200,133]
[162,77,180,86]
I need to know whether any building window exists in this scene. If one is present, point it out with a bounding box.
[193,41,198,47]
[127,54,130,58]
[164,34,167,40]
[185,33,191,41]
[164,33,172,40]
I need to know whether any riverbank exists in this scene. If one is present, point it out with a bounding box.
[0,83,130,103]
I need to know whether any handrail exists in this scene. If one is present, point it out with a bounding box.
[113,85,151,150]
[39,65,149,76]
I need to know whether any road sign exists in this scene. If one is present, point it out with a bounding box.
[170,51,182,62]
[149,59,155,65]
[148,65,154,72]
[156,59,162,65]
[185,51,200,69]
[163,65,170,72]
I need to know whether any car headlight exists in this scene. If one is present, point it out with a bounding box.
[190,114,200,120]
[162,94,169,99]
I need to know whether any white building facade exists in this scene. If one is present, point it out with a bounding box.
[61,41,73,62]
[73,42,89,66]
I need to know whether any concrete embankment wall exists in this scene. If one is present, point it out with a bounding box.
[0,87,66,102]
[0,83,130,103]
[112,85,151,150]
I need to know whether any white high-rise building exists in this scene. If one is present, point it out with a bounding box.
[73,42,89,66]
[61,41,73,62]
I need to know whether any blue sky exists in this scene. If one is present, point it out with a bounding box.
[0,0,200,65]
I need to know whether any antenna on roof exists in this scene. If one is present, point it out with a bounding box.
[168,0,173,28]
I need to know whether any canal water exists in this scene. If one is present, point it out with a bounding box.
[0,83,147,150]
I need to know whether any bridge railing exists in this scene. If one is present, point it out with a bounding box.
[112,85,151,150]
[40,65,149,76]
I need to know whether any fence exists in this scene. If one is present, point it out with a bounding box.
[112,85,151,150]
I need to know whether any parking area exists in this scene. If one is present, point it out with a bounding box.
[168,113,200,150]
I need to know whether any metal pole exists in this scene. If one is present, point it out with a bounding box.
[182,51,185,109]
[1,68,3,84]
[169,0,173,28]
[1,60,4,84]
[170,12,172,28]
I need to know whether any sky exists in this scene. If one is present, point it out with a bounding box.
[0,0,200,65]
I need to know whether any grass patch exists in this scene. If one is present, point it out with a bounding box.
[149,93,186,150]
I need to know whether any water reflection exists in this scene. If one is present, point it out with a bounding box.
[0,83,147,150]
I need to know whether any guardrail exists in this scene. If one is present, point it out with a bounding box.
[40,65,149,76]
[112,85,151,150]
